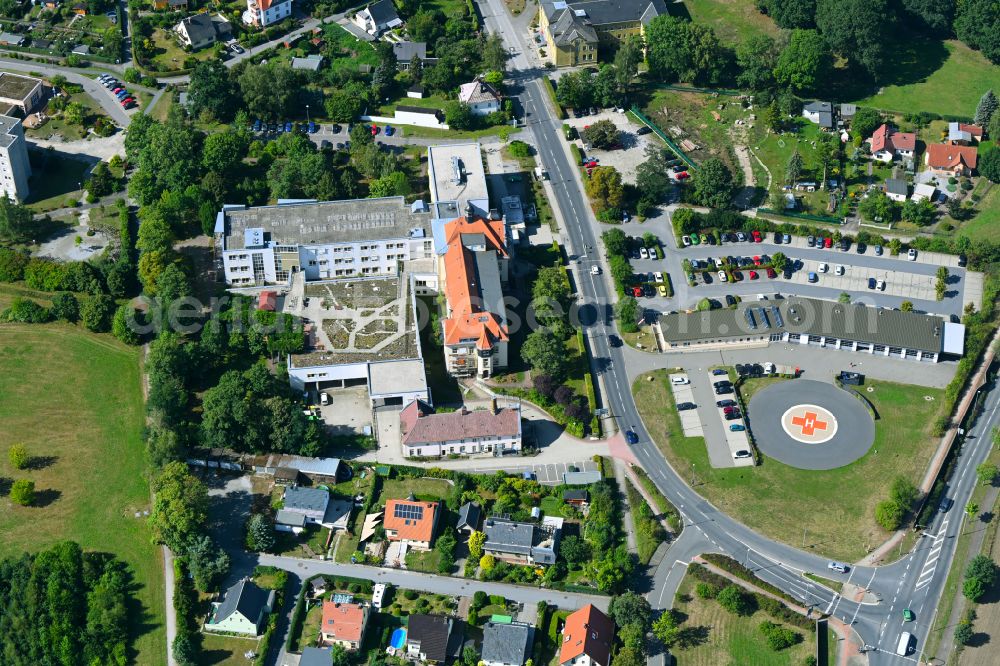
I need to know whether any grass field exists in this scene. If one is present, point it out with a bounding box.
[0,324,165,666]
[634,369,946,561]
[381,477,453,503]
[683,0,779,44]
[957,185,1000,242]
[198,632,262,666]
[852,40,1000,118]
[672,572,835,666]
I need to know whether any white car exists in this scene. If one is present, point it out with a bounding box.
[763,362,774,374]
[818,263,829,273]
[640,247,649,259]
[835,265,845,276]
[718,271,728,283]
[591,265,601,275]
[908,248,918,261]
[671,375,690,385]
[682,235,691,247]
[714,257,724,268]
[877,279,886,291]
[654,271,664,283]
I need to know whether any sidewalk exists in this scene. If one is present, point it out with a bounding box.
[693,556,868,666]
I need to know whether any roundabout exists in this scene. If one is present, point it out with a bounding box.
[746,379,875,470]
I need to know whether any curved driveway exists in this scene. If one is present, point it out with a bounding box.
[747,379,875,470]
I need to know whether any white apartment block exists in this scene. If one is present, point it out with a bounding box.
[216,198,438,287]
[0,115,31,202]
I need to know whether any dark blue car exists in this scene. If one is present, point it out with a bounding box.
[625,429,639,444]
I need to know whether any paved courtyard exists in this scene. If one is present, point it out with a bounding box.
[563,109,653,185]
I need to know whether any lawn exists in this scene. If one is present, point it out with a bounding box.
[682,0,779,44]
[25,149,90,212]
[957,185,1000,242]
[197,632,262,666]
[148,28,215,73]
[671,572,834,666]
[852,40,1000,118]
[380,476,453,503]
[0,324,165,666]
[634,369,946,561]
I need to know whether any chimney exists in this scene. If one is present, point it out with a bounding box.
[490,397,498,413]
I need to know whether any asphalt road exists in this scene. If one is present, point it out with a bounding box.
[475,2,1000,665]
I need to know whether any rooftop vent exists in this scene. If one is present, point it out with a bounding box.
[573,8,586,16]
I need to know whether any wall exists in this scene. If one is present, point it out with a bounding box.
[361,112,449,129]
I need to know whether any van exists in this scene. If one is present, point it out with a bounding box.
[896,631,912,656]
[320,392,330,406]
[671,375,689,386]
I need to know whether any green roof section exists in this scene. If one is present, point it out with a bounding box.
[490,614,513,624]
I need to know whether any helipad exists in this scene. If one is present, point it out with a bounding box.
[747,380,875,470]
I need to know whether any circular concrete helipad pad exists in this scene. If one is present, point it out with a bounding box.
[747,380,875,470]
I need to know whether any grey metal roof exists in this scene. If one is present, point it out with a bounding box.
[457,502,482,530]
[563,489,588,502]
[283,486,330,513]
[885,178,908,196]
[482,622,534,666]
[392,41,427,62]
[484,518,537,554]
[300,647,333,666]
[563,470,602,485]
[804,101,833,114]
[214,579,273,625]
[549,10,598,45]
[407,614,452,662]
[544,0,667,27]
[178,13,217,45]
[364,0,399,24]
[0,115,22,149]
[839,103,857,117]
[276,509,307,527]
[474,250,505,326]
[660,296,949,352]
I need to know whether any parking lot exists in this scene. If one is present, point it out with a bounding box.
[702,369,753,467]
[563,110,656,185]
[668,373,703,436]
[465,459,601,484]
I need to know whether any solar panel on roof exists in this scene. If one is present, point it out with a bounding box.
[745,309,756,330]
[771,306,783,328]
[758,308,770,329]
[393,503,424,521]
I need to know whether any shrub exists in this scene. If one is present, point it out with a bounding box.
[10,479,35,506]
[404,589,418,601]
[716,585,756,616]
[694,582,719,599]
[954,620,974,645]
[758,621,800,651]
[1,297,51,323]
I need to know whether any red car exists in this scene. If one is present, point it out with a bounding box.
[631,286,643,297]
[749,270,759,280]
[121,98,134,106]
[766,267,777,279]
[753,255,761,266]
[675,171,690,180]
[371,125,379,136]
[584,160,599,168]
[824,237,833,248]
[752,230,763,242]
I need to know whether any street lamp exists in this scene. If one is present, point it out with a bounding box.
[306,104,310,124]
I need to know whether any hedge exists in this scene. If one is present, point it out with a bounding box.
[701,554,801,608]
[688,563,813,631]
[542,77,565,119]
[285,575,321,652]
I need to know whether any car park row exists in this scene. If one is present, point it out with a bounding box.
[95,74,137,110]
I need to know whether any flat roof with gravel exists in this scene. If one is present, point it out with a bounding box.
[368,359,428,397]
[427,143,488,207]
[221,197,433,250]
[0,73,40,102]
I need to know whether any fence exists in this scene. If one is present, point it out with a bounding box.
[629,106,697,171]
[650,83,742,97]
[833,376,880,421]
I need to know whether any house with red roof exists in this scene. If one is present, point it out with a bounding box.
[868,124,916,162]
[559,605,615,666]
[243,0,292,26]
[399,398,522,458]
[321,601,370,650]
[439,216,511,378]
[383,499,440,550]
[925,143,979,177]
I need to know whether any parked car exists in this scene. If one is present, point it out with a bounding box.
[636,126,652,135]
[657,284,668,297]
[733,449,751,459]
[715,385,734,395]
[677,402,697,411]
[908,248,918,261]
[712,368,728,376]
[875,245,883,255]
[840,238,850,251]
[730,424,746,432]
[749,270,759,280]
[230,43,245,54]
[808,272,818,282]
[766,268,776,279]
[713,379,732,388]
[736,232,747,242]
[868,277,877,289]
[782,234,791,243]
[308,122,318,133]
[856,242,867,254]
[824,237,833,248]
[877,279,886,291]
[828,562,849,574]
[718,271,728,283]
[639,247,649,259]
[818,262,829,273]
[725,294,737,307]
[807,235,816,247]
[631,286,643,297]
[717,399,737,408]
[654,271,664,283]
[681,235,691,247]
[725,410,742,420]
[752,230,762,242]
[835,265,845,276]
[371,124,379,136]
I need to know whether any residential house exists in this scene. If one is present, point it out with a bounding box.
[884,178,908,203]
[868,124,916,162]
[948,122,983,145]
[838,103,857,124]
[0,33,25,47]
[176,13,232,51]
[439,216,511,378]
[925,143,979,177]
[558,605,615,666]
[406,614,460,663]
[563,489,588,507]
[0,72,44,115]
[482,621,535,666]
[399,398,522,458]
[300,647,334,666]
[282,486,330,524]
[205,579,275,636]
[408,83,426,99]
[71,3,86,14]
[456,501,482,534]
[538,0,668,67]
[258,290,278,311]
[458,78,502,116]
[291,54,324,71]
[482,516,561,565]
[275,509,307,534]
[321,601,370,650]
[393,41,428,69]
[383,498,440,549]
[353,0,403,36]
[309,577,329,598]
[802,101,834,129]
[243,0,293,27]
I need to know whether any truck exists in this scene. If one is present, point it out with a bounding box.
[534,165,549,180]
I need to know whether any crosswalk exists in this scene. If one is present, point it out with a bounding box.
[914,518,949,592]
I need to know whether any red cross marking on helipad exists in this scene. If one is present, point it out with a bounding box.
[790,411,828,437]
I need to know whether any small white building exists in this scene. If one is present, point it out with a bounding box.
[884,178,908,203]
[372,583,387,609]
[243,0,292,27]
[912,183,936,202]
[458,79,502,116]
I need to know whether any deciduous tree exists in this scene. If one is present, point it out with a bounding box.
[10,478,34,506]
[690,158,735,209]
[148,461,209,552]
